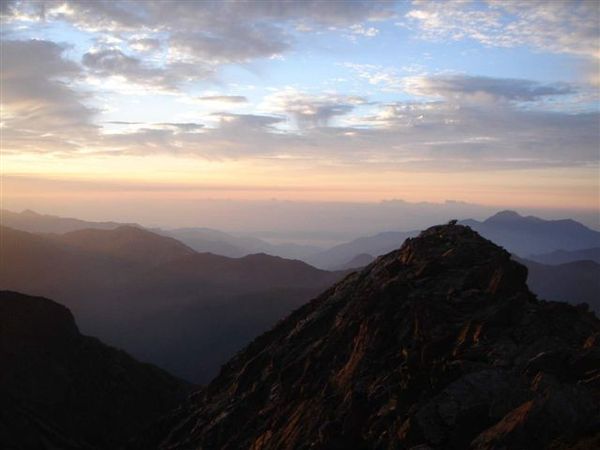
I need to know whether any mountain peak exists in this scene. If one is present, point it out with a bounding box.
[375,223,527,296]
[136,223,599,449]
[484,210,523,222]
[20,209,41,216]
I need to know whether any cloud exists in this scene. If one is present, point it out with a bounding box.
[212,113,285,130]
[263,89,368,129]
[95,113,288,158]
[2,4,597,174]
[106,121,204,133]
[0,39,97,153]
[4,0,394,68]
[405,0,600,60]
[89,76,597,171]
[156,122,204,132]
[82,48,212,90]
[2,43,594,171]
[403,75,576,102]
[343,63,417,92]
[168,28,289,65]
[129,37,161,52]
[197,95,248,104]
[349,24,380,38]
[0,0,17,16]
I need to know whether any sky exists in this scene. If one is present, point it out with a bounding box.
[1,0,599,235]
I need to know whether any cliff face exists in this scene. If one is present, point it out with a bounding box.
[135,224,600,450]
[0,291,190,449]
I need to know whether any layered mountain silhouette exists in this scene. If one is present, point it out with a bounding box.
[0,225,344,382]
[2,209,322,260]
[164,228,321,260]
[461,210,600,256]
[134,224,600,450]
[0,291,189,449]
[528,247,600,265]
[336,252,376,270]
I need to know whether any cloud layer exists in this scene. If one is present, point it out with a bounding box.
[405,0,599,60]
[1,0,598,175]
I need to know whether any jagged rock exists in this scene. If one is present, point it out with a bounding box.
[131,224,600,450]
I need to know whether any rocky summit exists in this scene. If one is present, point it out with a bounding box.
[133,224,600,450]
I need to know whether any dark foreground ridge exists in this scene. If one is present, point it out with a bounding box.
[134,224,600,450]
[0,291,190,449]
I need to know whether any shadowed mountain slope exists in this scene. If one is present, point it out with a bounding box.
[134,224,600,450]
[520,258,600,314]
[0,291,189,449]
[50,226,196,266]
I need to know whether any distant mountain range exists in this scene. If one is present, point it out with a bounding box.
[132,224,600,450]
[0,291,189,449]
[162,227,321,260]
[1,209,322,260]
[461,210,600,256]
[4,208,600,266]
[0,224,343,382]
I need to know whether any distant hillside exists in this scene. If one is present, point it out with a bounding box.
[0,291,188,449]
[308,230,417,269]
[0,225,344,382]
[51,226,196,265]
[335,252,375,270]
[0,208,136,233]
[528,247,600,265]
[520,258,600,314]
[164,227,322,260]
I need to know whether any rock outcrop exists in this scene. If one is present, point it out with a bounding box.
[133,224,600,450]
[0,291,190,449]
